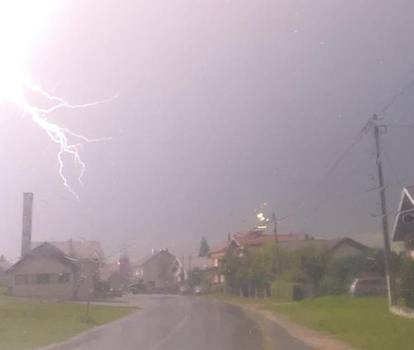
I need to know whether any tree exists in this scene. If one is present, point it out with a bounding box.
[220,244,274,297]
[199,237,210,257]
[399,257,414,308]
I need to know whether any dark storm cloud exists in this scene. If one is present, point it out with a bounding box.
[1,0,414,260]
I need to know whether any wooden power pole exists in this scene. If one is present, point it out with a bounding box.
[272,212,279,277]
[272,212,278,242]
[372,114,395,306]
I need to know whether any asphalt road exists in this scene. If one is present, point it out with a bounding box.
[52,295,312,350]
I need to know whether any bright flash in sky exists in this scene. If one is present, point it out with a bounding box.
[0,0,111,199]
[256,212,266,222]
[0,0,55,100]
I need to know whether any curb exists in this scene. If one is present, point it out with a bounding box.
[390,305,414,319]
[214,299,353,350]
[36,309,139,350]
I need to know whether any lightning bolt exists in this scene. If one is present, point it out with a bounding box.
[0,1,115,199]
[14,81,115,199]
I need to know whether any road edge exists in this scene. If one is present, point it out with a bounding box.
[211,298,353,350]
[36,308,139,350]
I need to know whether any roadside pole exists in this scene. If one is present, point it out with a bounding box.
[372,114,396,306]
[272,212,280,285]
[272,212,278,242]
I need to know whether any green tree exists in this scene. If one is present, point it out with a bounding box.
[400,257,414,308]
[220,244,274,296]
[199,237,210,257]
[319,250,390,296]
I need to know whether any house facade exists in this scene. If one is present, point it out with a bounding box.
[277,237,370,258]
[393,186,414,258]
[0,255,11,286]
[8,243,79,300]
[139,250,184,292]
[7,241,103,300]
[99,252,132,294]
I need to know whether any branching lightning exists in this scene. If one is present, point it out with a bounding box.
[0,1,114,199]
[16,82,114,199]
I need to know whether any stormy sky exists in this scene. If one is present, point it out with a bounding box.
[1,0,414,261]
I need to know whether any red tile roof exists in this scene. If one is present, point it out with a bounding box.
[209,230,311,255]
[234,231,310,247]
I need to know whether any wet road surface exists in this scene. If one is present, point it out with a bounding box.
[52,295,312,350]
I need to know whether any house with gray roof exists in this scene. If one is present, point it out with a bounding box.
[392,186,414,259]
[0,255,11,286]
[136,249,184,293]
[277,237,370,259]
[7,241,103,300]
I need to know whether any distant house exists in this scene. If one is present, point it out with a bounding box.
[138,250,184,292]
[0,255,11,286]
[277,237,370,259]
[208,230,313,284]
[7,240,104,300]
[99,252,132,294]
[184,256,210,271]
[31,240,105,263]
[393,186,414,259]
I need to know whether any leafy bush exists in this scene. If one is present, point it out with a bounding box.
[271,280,306,301]
[271,281,295,301]
[319,276,346,295]
[400,258,414,308]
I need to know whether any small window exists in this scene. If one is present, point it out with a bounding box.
[403,213,414,224]
[58,273,70,284]
[36,274,51,284]
[15,274,28,285]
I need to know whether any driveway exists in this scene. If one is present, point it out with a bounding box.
[45,294,311,350]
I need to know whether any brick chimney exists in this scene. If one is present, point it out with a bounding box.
[21,192,34,257]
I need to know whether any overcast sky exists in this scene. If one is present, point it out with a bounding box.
[1,0,414,261]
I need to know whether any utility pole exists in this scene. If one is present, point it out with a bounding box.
[272,212,278,242]
[272,212,280,278]
[372,114,395,306]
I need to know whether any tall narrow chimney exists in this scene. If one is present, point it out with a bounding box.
[21,192,34,257]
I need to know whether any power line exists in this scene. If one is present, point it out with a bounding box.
[383,147,403,188]
[325,121,371,177]
[276,119,372,223]
[385,122,414,129]
[376,78,414,116]
[274,75,414,225]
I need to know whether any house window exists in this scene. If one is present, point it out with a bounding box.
[15,274,28,285]
[403,213,414,224]
[35,273,51,284]
[58,273,70,284]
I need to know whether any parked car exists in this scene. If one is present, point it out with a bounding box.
[108,287,124,298]
[129,282,147,295]
[349,277,386,297]
[193,285,204,295]
[179,285,192,294]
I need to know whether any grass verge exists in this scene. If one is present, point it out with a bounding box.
[0,295,136,350]
[209,294,414,350]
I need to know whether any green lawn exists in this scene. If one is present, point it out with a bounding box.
[0,295,135,350]
[212,294,414,350]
